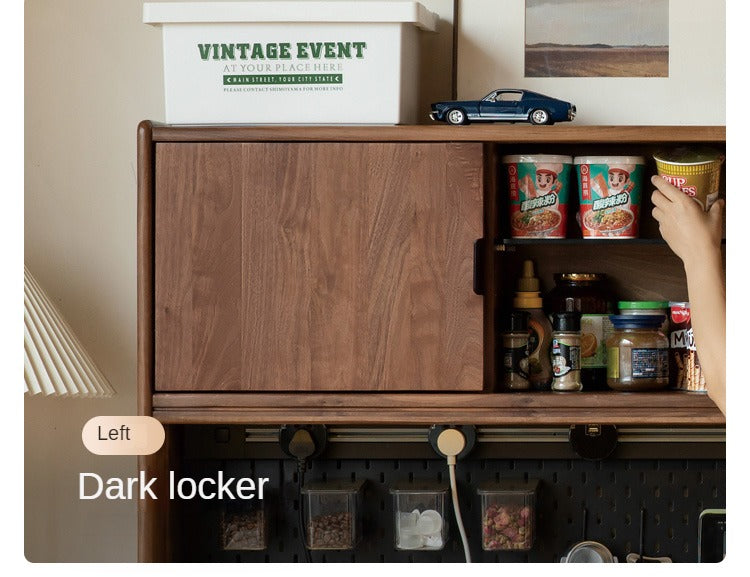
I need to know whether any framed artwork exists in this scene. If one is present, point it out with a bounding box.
[524,0,668,78]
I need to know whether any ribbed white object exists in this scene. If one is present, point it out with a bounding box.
[24,266,115,397]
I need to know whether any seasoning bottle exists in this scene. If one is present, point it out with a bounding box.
[513,260,553,390]
[551,312,583,392]
[544,273,614,391]
[501,311,531,391]
[606,315,669,391]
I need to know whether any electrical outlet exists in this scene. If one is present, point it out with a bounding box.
[428,425,476,460]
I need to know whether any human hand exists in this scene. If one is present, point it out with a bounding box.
[650,175,724,268]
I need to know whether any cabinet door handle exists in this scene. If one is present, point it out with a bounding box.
[473,238,485,296]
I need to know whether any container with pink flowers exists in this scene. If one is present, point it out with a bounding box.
[477,479,539,551]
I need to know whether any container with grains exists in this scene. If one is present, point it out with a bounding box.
[302,480,365,550]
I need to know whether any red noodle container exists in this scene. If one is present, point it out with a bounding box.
[503,154,572,238]
[574,156,645,239]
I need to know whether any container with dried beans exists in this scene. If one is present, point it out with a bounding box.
[301,480,365,550]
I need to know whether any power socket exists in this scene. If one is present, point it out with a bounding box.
[428,425,476,460]
[278,425,328,462]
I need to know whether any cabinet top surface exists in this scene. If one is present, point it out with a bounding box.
[141,122,725,144]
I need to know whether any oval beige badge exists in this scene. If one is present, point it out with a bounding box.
[82,416,165,455]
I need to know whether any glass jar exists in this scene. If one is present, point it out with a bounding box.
[618,300,670,334]
[606,315,669,391]
[545,273,614,390]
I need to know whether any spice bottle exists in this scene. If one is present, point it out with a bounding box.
[551,312,583,392]
[501,311,531,391]
[544,273,614,391]
[606,315,669,391]
[513,260,553,390]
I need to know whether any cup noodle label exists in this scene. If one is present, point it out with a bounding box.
[507,162,570,238]
[578,163,643,238]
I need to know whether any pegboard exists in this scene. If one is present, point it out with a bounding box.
[175,454,724,563]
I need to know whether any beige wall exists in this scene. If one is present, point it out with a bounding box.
[24,0,725,563]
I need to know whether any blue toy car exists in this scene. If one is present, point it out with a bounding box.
[430,89,576,125]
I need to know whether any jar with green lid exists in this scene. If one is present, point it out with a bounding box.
[545,273,614,391]
[618,301,670,334]
[606,315,669,391]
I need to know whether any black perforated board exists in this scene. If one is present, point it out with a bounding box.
[175,456,725,563]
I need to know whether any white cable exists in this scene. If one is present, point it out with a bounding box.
[448,460,471,563]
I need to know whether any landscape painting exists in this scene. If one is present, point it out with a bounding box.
[525,0,669,77]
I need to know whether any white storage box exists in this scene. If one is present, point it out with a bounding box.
[143,2,437,124]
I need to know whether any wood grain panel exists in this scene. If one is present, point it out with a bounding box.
[155,144,243,390]
[150,392,725,426]
[150,124,725,145]
[156,142,484,392]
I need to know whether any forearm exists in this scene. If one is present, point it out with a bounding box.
[683,249,726,415]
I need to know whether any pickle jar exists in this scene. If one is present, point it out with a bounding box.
[606,315,669,391]
[544,273,614,390]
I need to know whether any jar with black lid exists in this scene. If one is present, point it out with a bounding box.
[544,273,614,390]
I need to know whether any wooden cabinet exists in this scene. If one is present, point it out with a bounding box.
[138,122,725,425]
[154,141,484,392]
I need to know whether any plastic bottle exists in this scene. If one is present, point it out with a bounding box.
[513,260,553,390]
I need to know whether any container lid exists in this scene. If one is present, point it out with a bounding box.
[554,273,606,283]
[552,311,580,332]
[609,314,666,329]
[143,2,438,31]
[618,300,669,310]
[503,311,529,333]
[476,479,539,494]
[573,156,645,165]
[502,154,572,164]
[653,146,724,166]
[389,481,448,494]
[301,479,366,494]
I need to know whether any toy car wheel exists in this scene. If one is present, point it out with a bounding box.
[446,109,467,125]
[529,109,550,125]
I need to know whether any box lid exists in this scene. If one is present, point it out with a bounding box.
[143,1,438,31]
[476,479,540,495]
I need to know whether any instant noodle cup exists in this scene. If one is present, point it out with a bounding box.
[653,147,724,211]
[574,156,645,238]
[503,154,572,238]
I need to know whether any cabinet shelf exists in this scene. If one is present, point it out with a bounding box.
[151,391,723,426]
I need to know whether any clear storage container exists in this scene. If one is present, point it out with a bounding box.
[389,482,448,550]
[478,479,539,551]
[301,480,365,550]
[220,500,268,550]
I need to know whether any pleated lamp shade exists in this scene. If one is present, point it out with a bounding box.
[24,266,115,397]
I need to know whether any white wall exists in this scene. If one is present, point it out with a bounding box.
[459,0,725,125]
[23,0,726,564]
